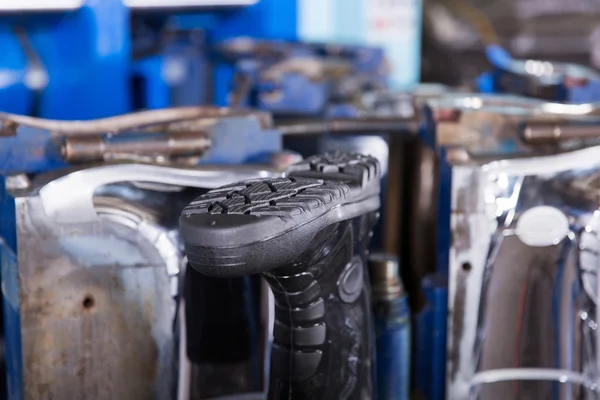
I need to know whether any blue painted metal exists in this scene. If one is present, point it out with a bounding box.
[485,44,513,70]
[0,241,20,400]
[132,56,171,110]
[0,28,32,116]
[216,38,388,115]
[34,0,130,119]
[132,27,210,109]
[413,275,448,400]
[477,72,495,94]
[208,0,298,106]
[0,0,131,120]
[569,80,600,103]
[0,174,18,400]
[210,0,297,42]
[167,41,208,107]
[480,45,600,102]
[197,118,282,165]
[373,275,411,400]
[258,74,330,115]
[0,126,67,176]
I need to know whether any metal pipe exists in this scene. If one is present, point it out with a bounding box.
[470,368,597,390]
[522,124,600,144]
[277,117,417,136]
[61,132,211,163]
[0,106,272,137]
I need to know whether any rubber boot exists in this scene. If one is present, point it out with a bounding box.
[180,152,381,399]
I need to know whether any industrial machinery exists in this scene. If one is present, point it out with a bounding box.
[369,253,412,400]
[0,107,286,399]
[215,37,388,116]
[0,1,428,399]
[422,0,600,102]
[478,45,600,102]
[0,104,437,399]
[432,98,600,399]
[180,152,381,399]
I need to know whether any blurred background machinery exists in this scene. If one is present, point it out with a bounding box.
[1,0,600,399]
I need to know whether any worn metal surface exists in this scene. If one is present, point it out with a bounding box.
[0,106,273,138]
[62,133,211,163]
[0,107,279,174]
[16,194,177,400]
[4,163,284,400]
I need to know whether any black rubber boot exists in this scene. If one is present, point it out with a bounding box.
[180,152,381,399]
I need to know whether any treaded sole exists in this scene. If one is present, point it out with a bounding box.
[287,152,380,189]
[179,152,381,277]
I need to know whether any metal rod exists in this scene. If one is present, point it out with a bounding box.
[62,132,211,163]
[0,107,272,137]
[522,124,600,144]
[277,118,417,136]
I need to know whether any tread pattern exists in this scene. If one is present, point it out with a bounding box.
[288,151,380,188]
[183,177,350,217]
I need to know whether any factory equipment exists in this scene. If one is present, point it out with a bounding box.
[369,253,412,400]
[432,98,600,399]
[0,107,286,399]
[180,152,381,399]
[423,0,600,102]
[216,37,388,116]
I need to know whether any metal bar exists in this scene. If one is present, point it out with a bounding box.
[61,133,211,163]
[522,123,600,144]
[0,107,272,137]
[277,118,418,136]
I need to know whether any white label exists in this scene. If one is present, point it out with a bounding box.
[365,0,421,41]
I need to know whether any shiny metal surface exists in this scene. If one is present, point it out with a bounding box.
[433,103,600,160]
[7,163,283,399]
[32,163,279,224]
[362,89,600,119]
[447,145,600,399]
[62,133,211,163]
[505,58,600,86]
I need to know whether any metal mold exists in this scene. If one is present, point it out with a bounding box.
[3,163,282,399]
[447,146,600,399]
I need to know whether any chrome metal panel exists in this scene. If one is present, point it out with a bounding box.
[9,163,282,400]
[448,146,600,399]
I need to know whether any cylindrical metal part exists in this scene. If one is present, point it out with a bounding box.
[62,132,211,163]
[369,252,405,300]
[523,123,600,145]
[277,118,417,136]
[368,253,411,400]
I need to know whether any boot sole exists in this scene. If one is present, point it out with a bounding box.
[180,152,381,277]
